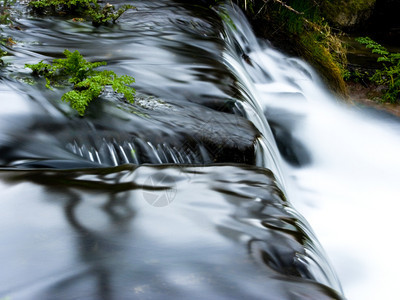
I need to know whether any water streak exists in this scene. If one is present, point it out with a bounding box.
[216,4,400,300]
[0,1,378,299]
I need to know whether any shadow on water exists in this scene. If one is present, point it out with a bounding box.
[0,167,138,299]
[46,190,135,300]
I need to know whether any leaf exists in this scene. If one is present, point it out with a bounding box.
[356,37,400,103]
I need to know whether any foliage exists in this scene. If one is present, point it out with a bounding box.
[25,49,135,116]
[356,37,400,103]
[0,0,15,25]
[28,0,135,26]
[343,67,369,84]
[0,0,17,62]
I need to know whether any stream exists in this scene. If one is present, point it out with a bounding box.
[1,1,400,299]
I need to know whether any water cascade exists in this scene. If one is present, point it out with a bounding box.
[1,1,399,299]
[218,4,400,300]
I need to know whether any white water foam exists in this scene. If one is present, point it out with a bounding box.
[221,4,400,300]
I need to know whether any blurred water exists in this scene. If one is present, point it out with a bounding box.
[219,5,400,300]
[0,165,343,299]
[3,1,398,299]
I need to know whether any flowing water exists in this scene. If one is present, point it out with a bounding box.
[1,1,399,299]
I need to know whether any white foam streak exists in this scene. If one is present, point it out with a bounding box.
[222,4,400,299]
[289,100,400,300]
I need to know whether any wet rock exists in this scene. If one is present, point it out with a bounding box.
[320,0,400,44]
[0,94,260,168]
[90,95,260,166]
[320,0,376,29]
[269,121,310,167]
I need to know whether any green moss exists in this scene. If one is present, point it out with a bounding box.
[323,0,375,13]
[28,0,135,26]
[25,49,135,116]
[0,1,16,63]
[299,31,346,94]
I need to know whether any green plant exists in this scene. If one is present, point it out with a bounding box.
[28,0,135,26]
[356,37,400,103]
[0,0,16,62]
[25,49,135,116]
[343,67,369,84]
[0,0,15,25]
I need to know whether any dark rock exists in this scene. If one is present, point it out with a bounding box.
[320,0,376,29]
[365,0,400,45]
[0,95,260,168]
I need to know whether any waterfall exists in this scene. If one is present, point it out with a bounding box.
[217,3,343,294]
[1,1,399,299]
[218,3,400,300]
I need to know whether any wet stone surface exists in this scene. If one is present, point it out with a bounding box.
[0,92,260,168]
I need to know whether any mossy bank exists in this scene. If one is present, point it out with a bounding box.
[232,0,349,96]
[219,0,399,104]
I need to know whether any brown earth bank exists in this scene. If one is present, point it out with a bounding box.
[231,0,400,116]
[347,82,400,118]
